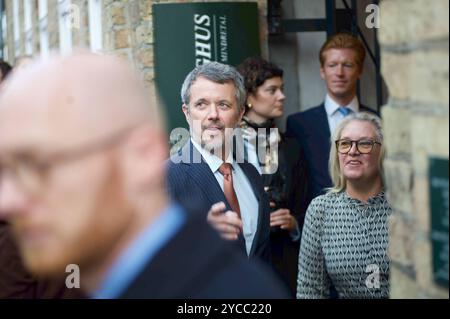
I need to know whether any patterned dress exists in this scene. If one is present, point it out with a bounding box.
[297,191,392,298]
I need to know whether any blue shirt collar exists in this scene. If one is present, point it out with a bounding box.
[324,94,359,116]
[92,203,186,299]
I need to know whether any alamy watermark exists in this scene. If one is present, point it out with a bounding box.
[365,264,380,289]
[65,263,80,289]
[365,4,380,29]
[63,4,80,30]
[169,121,280,174]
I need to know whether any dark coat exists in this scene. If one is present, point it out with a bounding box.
[261,133,308,297]
[120,209,289,298]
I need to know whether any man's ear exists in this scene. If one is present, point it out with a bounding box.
[126,126,168,187]
[182,104,190,123]
[320,66,325,80]
[357,65,363,79]
[237,103,245,122]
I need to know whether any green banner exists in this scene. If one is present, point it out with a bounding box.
[153,2,261,137]
[429,157,449,288]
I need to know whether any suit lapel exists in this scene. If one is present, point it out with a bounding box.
[317,103,331,141]
[237,163,260,201]
[181,142,228,207]
[181,142,248,253]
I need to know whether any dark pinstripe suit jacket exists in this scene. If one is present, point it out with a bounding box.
[166,141,271,265]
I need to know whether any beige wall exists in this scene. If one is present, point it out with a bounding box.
[380,0,449,298]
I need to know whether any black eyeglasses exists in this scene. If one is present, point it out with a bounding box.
[335,139,381,154]
[0,125,139,195]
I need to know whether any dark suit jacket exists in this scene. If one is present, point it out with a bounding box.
[166,141,271,264]
[286,103,378,208]
[120,208,289,298]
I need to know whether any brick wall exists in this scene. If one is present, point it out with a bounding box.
[103,0,267,87]
[379,0,449,298]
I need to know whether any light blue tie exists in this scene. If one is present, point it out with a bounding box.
[338,107,352,116]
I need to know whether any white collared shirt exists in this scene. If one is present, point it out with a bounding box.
[324,94,359,136]
[191,139,259,256]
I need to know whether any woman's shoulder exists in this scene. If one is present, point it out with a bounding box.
[310,191,343,207]
[305,192,343,224]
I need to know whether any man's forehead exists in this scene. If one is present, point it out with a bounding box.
[193,76,235,88]
[0,67,85,129]
[323,48,358,59]
[0,99,82,155]
[0,53,148,136]
[191,78,236,97]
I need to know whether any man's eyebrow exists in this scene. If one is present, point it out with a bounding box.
[193,98,207,104]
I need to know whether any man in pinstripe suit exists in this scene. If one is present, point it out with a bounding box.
[167,62,272,265]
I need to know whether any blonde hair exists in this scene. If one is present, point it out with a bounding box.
[328,112,386,193]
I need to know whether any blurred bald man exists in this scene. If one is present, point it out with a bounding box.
[0,52,288,298]
[0,57,78,298]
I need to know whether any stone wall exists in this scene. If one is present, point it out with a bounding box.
[103,0,267,88]
[379,0,449,298]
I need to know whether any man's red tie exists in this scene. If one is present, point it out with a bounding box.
[218,163,241,218]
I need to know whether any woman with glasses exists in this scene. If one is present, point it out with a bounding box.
[297,112,392,299]
[237,57,308,297]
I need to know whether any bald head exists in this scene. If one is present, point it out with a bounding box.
[0,52,169,285]
[0,52,163,149]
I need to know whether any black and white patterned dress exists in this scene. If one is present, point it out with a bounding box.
[297,191,392,298]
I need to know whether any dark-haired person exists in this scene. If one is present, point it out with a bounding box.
[237,57,308,296]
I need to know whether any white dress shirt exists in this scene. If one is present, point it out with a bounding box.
[324,94,359,137]
[191,139,259,256]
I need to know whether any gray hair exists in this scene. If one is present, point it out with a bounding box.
[180,62,246,113]
[328,111,386,193]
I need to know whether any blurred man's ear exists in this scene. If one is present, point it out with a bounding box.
[125,125,168,187]
[357,65,363,78]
